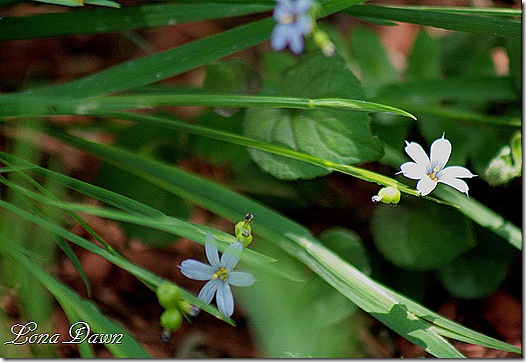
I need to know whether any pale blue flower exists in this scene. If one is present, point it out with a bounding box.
[179,232,255,318]
[271,0,313,54]
[399,134,475,196]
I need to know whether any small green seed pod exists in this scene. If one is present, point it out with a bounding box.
[156,283,182,309]
[160,309,183,331]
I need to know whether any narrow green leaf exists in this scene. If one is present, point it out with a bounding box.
[345,4,521,38]
[2,247,150,358]
[0,3,272,40]
[0,93,417,119]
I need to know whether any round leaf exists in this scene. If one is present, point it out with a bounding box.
[371,201,476,271]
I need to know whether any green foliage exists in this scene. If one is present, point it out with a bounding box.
[0,0,521,358]
[371,201,476,271]
[245,52,384,180]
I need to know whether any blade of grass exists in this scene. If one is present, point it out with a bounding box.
[0,244,150,358]
[345,4,520,38]
[0,3,273,40]
[0,93,416,119]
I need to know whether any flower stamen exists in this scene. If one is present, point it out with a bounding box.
[279,13,296,24]
[427,165,440,182]
[212,267,228,281]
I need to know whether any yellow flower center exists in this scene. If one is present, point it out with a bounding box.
[212,267,228,281]
[280,13,296,24]
[427,165,440,182]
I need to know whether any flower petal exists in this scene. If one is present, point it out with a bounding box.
[295,14,313,35]
[416,176,437,196]
[438,176,470,195]
[288,33,304,54]
[439,166,475,179]
[270,25,288,51]
[179,260,214,281]
[197,279,221,304]
[404,141,430,168]
[205,232,221,269]
[228,271,256,287]
[216,282,234,317]
[400,161,427,180]
[296,0,313,12]
[430,135,451,171]
[221,242,242,271]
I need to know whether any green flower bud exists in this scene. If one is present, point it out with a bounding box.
[484,132,521,186]
[372,187,401,204]
[160,309,183,331]
[313,29,336,57]
[234,214,254,247]
[156,283,182,309]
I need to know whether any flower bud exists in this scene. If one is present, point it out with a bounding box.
[372,187,401,204]
[160,309,183,331]
[313,29,336,57]
[234,214,254,247]
[156,283,182,309]
[484,132,521,186]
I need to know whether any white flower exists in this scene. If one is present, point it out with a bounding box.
[399,134,475,196]
[179,232,255,318]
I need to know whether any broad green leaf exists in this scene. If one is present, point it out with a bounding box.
[345,4,520,38]
[371,201,476,271]
[437,227,518,299]
[237,240,365,358]
[405,29,441,81]
[437,252,510,300]
[349,26,398,94]
[244,52,384,180]
[203,59,262,117]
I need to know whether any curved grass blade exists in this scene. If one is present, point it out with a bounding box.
[0,93,416,119]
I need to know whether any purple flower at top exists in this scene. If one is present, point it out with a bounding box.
[270,0,313,54]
